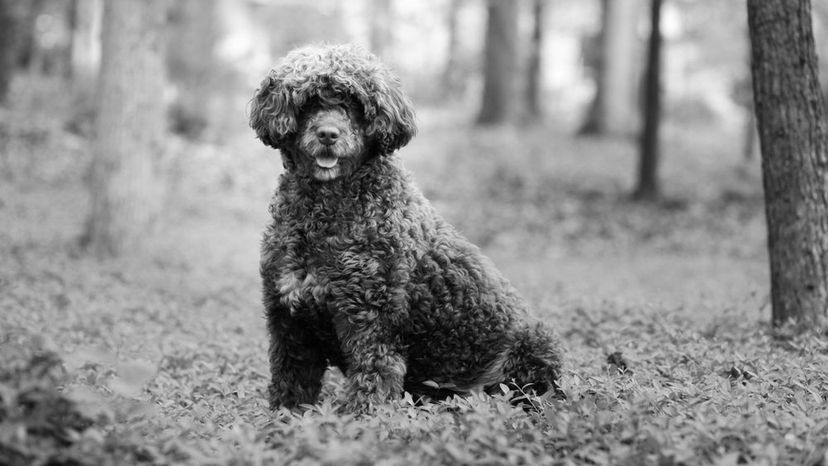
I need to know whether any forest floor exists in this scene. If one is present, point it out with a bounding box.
[2,77,827,465]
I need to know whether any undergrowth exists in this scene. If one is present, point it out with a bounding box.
[3,291,828,465]
[2,76,826,466]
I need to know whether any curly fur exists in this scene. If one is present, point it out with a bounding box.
[249,44,416,158]
[250,44,563,412]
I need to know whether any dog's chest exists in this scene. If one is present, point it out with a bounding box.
[265,228,337,318]
[264,206,386,315]
[262,176,416,319]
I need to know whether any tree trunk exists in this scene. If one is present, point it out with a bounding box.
[369,0,391,58]
[476,0,518,125]
[167,0,218,140]
[742,109,757,162]
[81,0,167,257]
[442,0,463,99]
[0,0,19,103]
[579,0,642,135]
[70,0,102,84]
[747,0,828,327]
[632,0,663,201]
[524,0,544,119]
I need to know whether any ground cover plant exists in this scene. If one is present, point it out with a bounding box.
[2,79,828,465]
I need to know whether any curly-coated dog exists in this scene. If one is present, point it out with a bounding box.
[249,44,563,412]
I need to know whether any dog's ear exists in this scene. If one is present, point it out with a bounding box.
[365,74,417,155]
[248,75,298,150]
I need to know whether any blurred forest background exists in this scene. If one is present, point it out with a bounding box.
[4,1,828,464]
[6,0,828,304]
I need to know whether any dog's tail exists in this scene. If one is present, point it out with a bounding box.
[498,322,564,398]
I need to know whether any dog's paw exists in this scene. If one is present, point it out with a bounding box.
[339,386,384,414]
[268,381,319,411]
[268,389,296,411]
[339,397,374,414]
[339,376,399,413]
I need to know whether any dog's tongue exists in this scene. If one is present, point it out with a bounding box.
[315,155,338,169]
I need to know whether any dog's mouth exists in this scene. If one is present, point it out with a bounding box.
[314,153,339,169]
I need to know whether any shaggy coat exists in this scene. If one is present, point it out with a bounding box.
[250,44,563,411]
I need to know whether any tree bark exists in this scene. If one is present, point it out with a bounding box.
[0,0,19,103]
[633,0,662,201]
[81,0,167,257]
[167,0,218,139]
[524,0,544,119]
[70,0,102,84]
[579,0,642,135]
[476,0,518,125]
[747,0,828,327]
[442,0,463,99]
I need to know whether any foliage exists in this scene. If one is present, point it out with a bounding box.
[4,290,828,465]
[3,77,826,466]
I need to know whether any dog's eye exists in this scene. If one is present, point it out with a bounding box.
[298,103,322,120]
[347,100,362,113]
[346,102,365,123]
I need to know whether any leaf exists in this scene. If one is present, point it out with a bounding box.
[64,385,113,422]
[444,443,471,462]
[714,452,740,466]
[63,345,117,372]
[109,360,157,398]
[117,360,157,387]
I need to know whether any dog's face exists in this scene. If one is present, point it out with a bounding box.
[293,98,368,181]
[249,44,417,180]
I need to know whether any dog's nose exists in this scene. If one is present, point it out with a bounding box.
[316,126,340,146]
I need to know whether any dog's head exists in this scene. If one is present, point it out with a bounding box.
[249,44,417,181]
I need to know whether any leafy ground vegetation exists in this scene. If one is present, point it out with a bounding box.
[2,77,828,465]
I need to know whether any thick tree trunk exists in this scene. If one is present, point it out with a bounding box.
[742,109,757,162]
[747,0,828,327]
[69,0,102,83]
[476,0,518,125]
[579,0,642,135]
[167,0,218,139]
[0,0,19,103]
[524,0,544,119]
[81,0,167,257]
[633,0,662,201]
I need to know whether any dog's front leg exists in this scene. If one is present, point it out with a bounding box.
[332,310,407,412]
[265,290,328,410]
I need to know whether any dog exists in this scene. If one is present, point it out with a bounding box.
[249,44,563,412]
